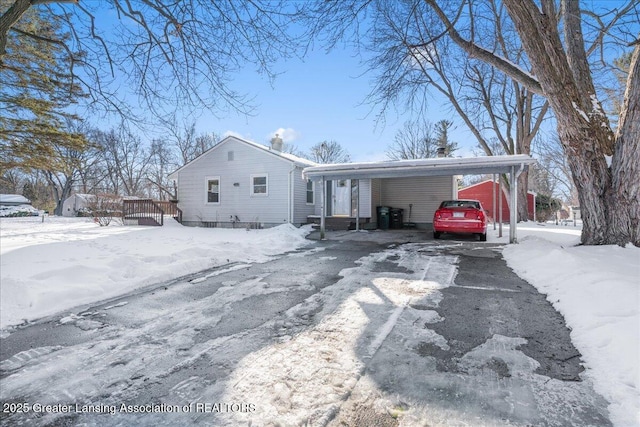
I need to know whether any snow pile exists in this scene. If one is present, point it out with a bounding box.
[0,217,312,329]
[502,228,639,427]
[0,204,40,217]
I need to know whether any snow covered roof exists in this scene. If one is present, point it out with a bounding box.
[303,155,536,181]
[0,194,31,205]
[168,135,317,179]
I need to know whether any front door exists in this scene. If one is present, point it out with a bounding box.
[333,179,351,216]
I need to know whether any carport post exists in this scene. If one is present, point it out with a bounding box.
[498,178,503,238]
[492,174,497,230]
[355,179,360,231]
[320,176,326,240]
[510,166,518,244]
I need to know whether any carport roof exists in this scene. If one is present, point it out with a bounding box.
[302,154,536,181]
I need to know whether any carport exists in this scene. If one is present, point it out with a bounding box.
[302,154,536,244]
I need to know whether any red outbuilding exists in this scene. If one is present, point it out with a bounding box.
[458,180,536,223]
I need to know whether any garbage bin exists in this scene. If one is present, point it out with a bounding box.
[390,208,404,229]
[377,206,390,230]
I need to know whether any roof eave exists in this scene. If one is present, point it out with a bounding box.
[303,155,536,181]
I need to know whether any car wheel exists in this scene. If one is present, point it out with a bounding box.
[433,231,441,239]
[479,232,487,242]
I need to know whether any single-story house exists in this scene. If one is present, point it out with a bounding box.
[62,193,96,217]
[168,135,319,228]
[458,180,536,222]
[168,135,459,230]
[168,134,536,243]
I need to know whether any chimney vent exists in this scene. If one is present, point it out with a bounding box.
[271,134,283,152]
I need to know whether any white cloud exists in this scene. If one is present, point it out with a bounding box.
[222,130,244,139]
[269,128,300,143]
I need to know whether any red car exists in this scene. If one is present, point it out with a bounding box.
[433,200,487,241]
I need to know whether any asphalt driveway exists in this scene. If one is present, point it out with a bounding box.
[0,229,610,426]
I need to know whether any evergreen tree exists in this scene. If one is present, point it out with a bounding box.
[0,0,86,171]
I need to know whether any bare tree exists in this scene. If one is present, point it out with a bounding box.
[533,135,578,205]
[1,1,304,119]
[166,120,197,165]
[161,117,221,165]
[194,132,220,159]
[387,119,437,160]
[147,138,177,200]
[87,194,122,226]
[377,0,546,221]
[305,0,640,246]
[308,140,351,164]
[387,119,457,160]
[96,127,151,197]
[21,170,55,211]
[0,167,24,194]
[41,147,80,216]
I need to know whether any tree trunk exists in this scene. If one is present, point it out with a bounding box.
[0,0,31,59]
[502,0,639,246]
[607,43,640,246]
[556,116,611,245]
[517,171,530,222]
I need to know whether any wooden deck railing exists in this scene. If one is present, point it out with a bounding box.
[154,200,183,224]
[122,199,182,226]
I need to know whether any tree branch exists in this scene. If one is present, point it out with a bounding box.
[423,0,544,95]
[0,0,77,60]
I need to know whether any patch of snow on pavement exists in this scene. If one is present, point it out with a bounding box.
[214,245,458,426]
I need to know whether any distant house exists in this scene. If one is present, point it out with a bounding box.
[0,194,31,206]
[62,194,96,217]
[569,205,581,220]
[458,180,536,222]
[168,135,319,228]
[0,194,39,217]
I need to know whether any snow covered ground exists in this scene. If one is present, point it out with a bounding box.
[499,222,640,427]
[0,217,312,329]
[0,217,638,426]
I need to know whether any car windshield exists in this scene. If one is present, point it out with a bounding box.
[441,200,481,209]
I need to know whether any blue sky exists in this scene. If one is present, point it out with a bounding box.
[82,0,636,163]
[194,46,467,162]
[186,0,638,163]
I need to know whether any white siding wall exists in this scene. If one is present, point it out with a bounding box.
[175,138,292,226]
[371,178,382,223]
[380,176,455,224]
[356,179,372,217]
[293,169,316,224]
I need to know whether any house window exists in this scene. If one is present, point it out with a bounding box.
[228,151,234,161]
[206,176,220,204]
[251,174,268,196]
[306,180,314,204]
